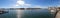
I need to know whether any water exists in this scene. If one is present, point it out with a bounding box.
[0,9,54,18]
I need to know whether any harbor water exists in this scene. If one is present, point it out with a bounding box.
[0,9,54,18]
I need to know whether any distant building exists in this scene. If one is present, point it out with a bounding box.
[26,8,41,10]
[16,8,41,10]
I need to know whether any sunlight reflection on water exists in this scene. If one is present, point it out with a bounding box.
[16,10,24,18]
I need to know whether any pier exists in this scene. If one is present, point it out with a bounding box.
[55,7,60,18]
[48,7,60,18]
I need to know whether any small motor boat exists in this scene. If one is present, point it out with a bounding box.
[0,10,8,14]
[0,10,4,14]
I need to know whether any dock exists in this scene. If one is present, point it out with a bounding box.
[55,11,60,18]
[55,7,60,18]
[48,7,60,18]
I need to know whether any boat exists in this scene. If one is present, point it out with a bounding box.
[0,10,8,14]
[48,7,57,14]
[0,10,4,14]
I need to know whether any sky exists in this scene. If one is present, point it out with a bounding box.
[0,0,60,8]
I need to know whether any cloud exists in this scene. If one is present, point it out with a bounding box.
[32,5,41,8]
[17,1,25,5]
[16,4,19,6]
[32,5,47,8]
[14,0,32,8]
[57,5,60,7]
[19,0,23,1]
[24,4,31,7]
[13,0,46,8]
